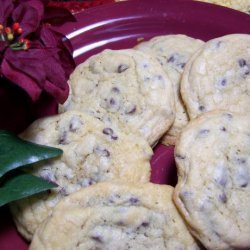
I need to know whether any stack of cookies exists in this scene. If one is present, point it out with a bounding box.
[11,33,250,250]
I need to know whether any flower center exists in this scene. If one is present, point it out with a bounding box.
[0,22,30,50]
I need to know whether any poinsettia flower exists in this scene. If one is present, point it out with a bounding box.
[12,0,44,37]
[0,0,76,104]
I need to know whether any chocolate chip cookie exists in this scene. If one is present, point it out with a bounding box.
[10,111,152,240]
[30,182,199,250]
[174,111,250,249]
[60,49,175,146]
[136,35,204,145]
[181,34,250,119]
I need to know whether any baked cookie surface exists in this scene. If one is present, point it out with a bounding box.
[60,49,175,146]
[135,35,204,145]
[181,34,250,119]
[30,182,199,250]
[174,111,250,249]
[10,111,152,240]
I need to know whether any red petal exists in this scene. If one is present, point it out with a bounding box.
[38,50,70,103]
[4,49,45,86]
[43,79,69,104]
[24,0,44,20]
[40,26,73,55]
[12,1,42,37]
[0,40,8,52]
[40,26,75,76]
[4,47,70,103]
[0,0,14,26]
[40,25,65,47]
[1,58,42,101]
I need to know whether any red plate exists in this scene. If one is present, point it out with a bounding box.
[1,0,249,249]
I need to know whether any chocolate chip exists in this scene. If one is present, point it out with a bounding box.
[102,128,118,140]
[241,182,248,188]
[102,96,120,111]
[198,105,205,111]
[244,69,250,76]
[238,59,247,67]
[178,62,186,69]
[125,105,137,114]
[117,64,129,73]
[129,197,139,204]
[236,158,246,164]
[218,193,227,203]
[223,113,233,120]
[116,221,125,226]
[235,168,249,188]
[91,235,103,243]
[111,87,120,93]
[238,59,250,77]
[215,41,222,48]
[59,131,68,145]
[88,179,94,185]
[141,222,149,227]
[69,116,83,132]
[220,126,227,132]
[175,154,186,160]
[102,149,110,157]
[109,98,116,106]
[94,146,110,157]
[167,55,175,63]
[217,176,227,187]
[111,135,118,140]
[103,128,113,136]
[69,123,77,132]
[219,78,227,87]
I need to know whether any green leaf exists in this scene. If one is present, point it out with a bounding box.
[0,130,63,178]
[0,171,57,207]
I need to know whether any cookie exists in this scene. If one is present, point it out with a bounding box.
[181,34,250,119]
[60,49,175,146]
[30,182,199,250]
[174,111,250,249]
[135,35,204,145]
[10,110,152,240]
